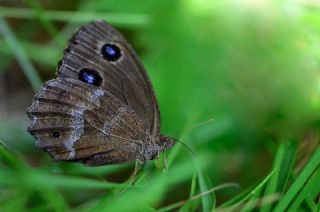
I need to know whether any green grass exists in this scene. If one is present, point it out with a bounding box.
[0,0,320,211]
[0,6,149,27]
[0,18,42,91]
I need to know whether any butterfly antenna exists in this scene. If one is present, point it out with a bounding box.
[174,118,214,156]
[174,139,196,156]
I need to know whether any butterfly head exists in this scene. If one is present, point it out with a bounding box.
[139,135,175,162]
[159,135,176,151]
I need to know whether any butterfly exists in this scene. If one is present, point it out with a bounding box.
[26,20,175,166]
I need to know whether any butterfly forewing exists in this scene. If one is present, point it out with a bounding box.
[58,21,160,137]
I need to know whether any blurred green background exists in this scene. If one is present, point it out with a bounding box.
[0,0,319,211]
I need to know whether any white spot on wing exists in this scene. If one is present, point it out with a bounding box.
[93,88,104,97]
[64,109,85,159]
[90,88,104,105]
[29,116,37,128]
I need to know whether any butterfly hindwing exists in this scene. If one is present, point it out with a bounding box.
[27,78,145,164]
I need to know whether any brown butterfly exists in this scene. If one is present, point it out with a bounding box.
[26,20,175,166]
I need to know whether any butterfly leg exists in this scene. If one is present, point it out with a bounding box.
[154,151,168,172]
[162,152,169,172]
[133,158,140,176]
[128,159,144,186]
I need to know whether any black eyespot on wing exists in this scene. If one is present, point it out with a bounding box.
[79,69,102,86]
[53,131,60,138]
[101,43,121,61]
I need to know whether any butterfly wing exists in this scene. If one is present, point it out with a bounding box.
[27,20,161,165]
[58,20,160,138]
[27,78,145,165]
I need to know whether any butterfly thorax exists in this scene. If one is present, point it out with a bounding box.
[138,134,175,162]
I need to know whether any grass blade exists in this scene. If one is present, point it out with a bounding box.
[218,169,277,211]
[0,18,42,91]
[260,140,297,212]
[179,173,199,212]
[0,7,149,27]
[274,146,320,212]
[25,0,59,38]
[276,141,297,193]
[197,166,214,212]
[287,168,320,211]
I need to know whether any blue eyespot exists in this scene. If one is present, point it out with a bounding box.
[79,69,102,86]
[101,43,121,61]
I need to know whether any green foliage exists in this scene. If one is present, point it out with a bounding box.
[0,0,319,211]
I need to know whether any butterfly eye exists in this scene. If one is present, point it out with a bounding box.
[79,69,102,86]
[101,43,121,61]
[52,131,60,138]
